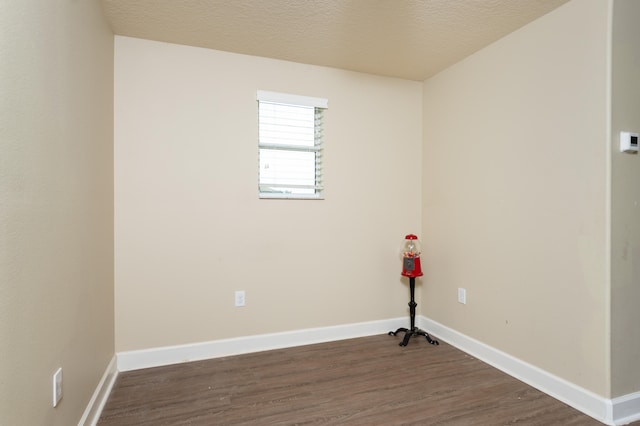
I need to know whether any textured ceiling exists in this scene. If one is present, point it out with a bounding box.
[100,0,570,81]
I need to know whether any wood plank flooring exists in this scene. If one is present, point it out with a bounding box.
[99,334,614,425]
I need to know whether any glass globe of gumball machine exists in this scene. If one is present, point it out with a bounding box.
[401,234,422,278]
[389,234,439,346]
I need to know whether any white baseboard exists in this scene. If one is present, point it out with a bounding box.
[611,391,640,425]
[418,315,640,426]
[78,355,118,426]
[117,317,406,372]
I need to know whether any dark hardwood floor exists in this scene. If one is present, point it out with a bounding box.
[99,334,617,425]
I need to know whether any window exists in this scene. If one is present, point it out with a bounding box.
[257,90,328,199]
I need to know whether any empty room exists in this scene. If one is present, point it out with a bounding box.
[2,0,639,425]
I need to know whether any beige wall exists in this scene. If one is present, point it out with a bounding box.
[1,1,634,422]
[0,1,114,425]
[114,36,423,352]
[421,0,610,396]
[611,0,640,398]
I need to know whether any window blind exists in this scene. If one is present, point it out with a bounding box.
[257,91,328,199]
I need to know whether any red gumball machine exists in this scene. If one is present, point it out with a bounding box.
[390,234,439,346]
[401,234,423,278]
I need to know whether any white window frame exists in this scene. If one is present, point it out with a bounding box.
[257,90,328,200]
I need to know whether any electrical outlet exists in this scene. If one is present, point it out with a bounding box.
[457,288,467,305]
[52,367,63,407]
[235,290,246,307]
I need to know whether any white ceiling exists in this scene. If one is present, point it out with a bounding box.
[100,0,570,81]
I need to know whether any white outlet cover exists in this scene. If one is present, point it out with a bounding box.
[457,288,467,304]
[235,290,246,307]
[53,367,63,407]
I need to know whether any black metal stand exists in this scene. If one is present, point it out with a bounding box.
[389,277,439,346]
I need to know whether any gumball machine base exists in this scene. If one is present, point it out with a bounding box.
[389,277,439,346]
